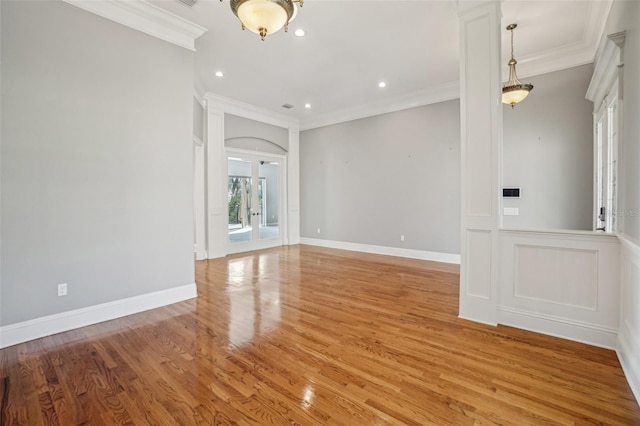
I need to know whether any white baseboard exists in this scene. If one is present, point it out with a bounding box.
[0,283,197,349]
[618,326,640,404]
[498,306,617,350]
[299,237,460,264]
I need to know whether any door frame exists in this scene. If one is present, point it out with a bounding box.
[586,31,625,234]
[593,81,619,233]
[225,148,288,254]
[203,94,300,259]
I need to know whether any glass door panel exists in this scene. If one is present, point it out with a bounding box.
[258,160,280,241]
[228,158,252,244]
[227,153,282,253]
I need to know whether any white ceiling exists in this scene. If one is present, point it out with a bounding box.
[150,0,612,128]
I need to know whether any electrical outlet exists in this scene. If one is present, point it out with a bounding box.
[400,234,405,241]
[317,228,321,234]
[58,283,68,297]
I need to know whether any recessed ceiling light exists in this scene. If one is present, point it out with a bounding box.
[304,103,311,109]
[215,71,224,78]
[294,29,305,37]
[378,81,386,88]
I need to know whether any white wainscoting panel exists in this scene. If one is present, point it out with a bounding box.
[514,245,598,310]
[499,230,620,349]
[466,230,492,299]
[618,234,640,403]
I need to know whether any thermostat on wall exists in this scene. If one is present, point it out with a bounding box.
[502,187,521,198]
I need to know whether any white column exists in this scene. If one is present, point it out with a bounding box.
[206,105,227,259]
[287,126,301,245]
[193,138,207,260]
[458,1,503,325]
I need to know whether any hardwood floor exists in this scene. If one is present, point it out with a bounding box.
[1,244,639,425]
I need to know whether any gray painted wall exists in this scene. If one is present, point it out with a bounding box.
[1,1,195,326]
[604,0,640,241]
[502,64,594,231]
[300,100,461,255]
[225,114,288,153]
[226,137,287,156]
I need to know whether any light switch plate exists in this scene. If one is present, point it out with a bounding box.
[504,207,519,216]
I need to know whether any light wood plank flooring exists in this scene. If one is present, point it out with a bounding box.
[1,245,639,425]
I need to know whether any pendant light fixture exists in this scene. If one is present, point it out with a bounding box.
[224,0,304,41]
[502,23,533,108]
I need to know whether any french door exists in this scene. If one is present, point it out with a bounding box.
[227,151,283,253]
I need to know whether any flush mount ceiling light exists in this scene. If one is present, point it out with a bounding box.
[502,23,533,108]
[223,0,304,41]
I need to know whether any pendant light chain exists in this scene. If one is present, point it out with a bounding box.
[510,26,514,60]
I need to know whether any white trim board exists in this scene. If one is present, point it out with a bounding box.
[617,233,640,404]
[204,93,299,131]
[587,31,625,106]
[619,232,640,259]
[62,0,207,51]
[497,306,618,350]
[299,237,461,265]
[0,283,197,349]
[618,326,640,405]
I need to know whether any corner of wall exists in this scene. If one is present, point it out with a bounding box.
[617,233,640,404]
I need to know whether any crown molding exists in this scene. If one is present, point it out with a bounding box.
[454,0,502,17]
[200,0,611,132]
[62,0,207,51]
[300,80,460,131]
[501,0,612,80]
[586,31,625,105]
[508,41,595,80]
[204,93,300,130]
